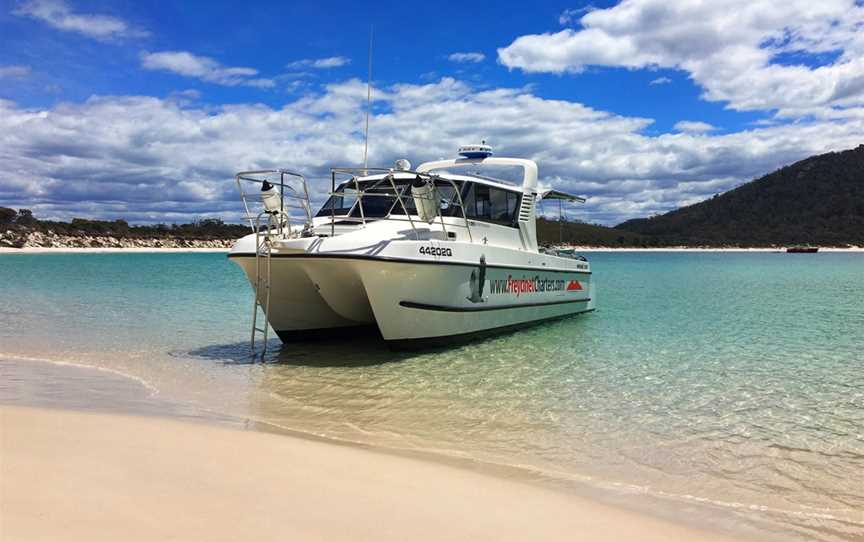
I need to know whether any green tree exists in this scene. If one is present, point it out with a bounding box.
[0,207,16,224]
[16,209,36,226]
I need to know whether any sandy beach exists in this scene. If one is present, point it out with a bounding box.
[0,358,751,542]
[1,402,745,542]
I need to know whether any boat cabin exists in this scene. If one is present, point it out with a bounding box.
[236,145,585,254]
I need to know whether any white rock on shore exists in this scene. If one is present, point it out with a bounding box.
[0,229,234,249]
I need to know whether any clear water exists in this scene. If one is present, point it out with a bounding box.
[1,252,862,541]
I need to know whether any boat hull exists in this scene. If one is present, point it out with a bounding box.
[230,251,593,348]
[355,258,592,345]
[230,255,373,335]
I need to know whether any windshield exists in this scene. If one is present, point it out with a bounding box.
[315,176,522,227]
[316,177,466,219]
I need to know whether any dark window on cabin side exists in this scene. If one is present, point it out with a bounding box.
[461,183,521,227]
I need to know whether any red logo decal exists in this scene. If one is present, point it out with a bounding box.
[566,280,583,291]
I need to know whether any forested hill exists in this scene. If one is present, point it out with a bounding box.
[535,218,650,246]
[616,145,864,246]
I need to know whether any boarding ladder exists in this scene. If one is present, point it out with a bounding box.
[250,210,280,354]
[235,169,313,356]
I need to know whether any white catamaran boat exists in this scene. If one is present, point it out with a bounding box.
[229,144,595,350]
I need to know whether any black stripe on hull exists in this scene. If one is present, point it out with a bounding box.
[228,252,591,275]
[399,297,591,312]
[275,325,380,342]
[271,307,596,351]
[385,308,596,351]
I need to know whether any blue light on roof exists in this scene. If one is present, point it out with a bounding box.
[458,143,493,159]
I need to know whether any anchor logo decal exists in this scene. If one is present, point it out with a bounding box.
[467,254,487,303]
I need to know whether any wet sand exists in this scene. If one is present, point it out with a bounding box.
[0,359,746,542]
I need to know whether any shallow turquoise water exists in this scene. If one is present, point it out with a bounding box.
[1,252,862,540]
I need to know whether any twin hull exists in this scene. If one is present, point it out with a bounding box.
[230,242,594,348]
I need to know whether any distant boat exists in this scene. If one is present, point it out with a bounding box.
[786,246,819,253]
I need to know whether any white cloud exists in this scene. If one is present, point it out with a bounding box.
[1,79,863,225]
[141,51,274,88]
[13,0,148,40]
[0,65,31,79]
[448,52,486,64]
[649,76,671,85]
[673,121,715,133]
[498,0,864,119]
[286,56,351,69]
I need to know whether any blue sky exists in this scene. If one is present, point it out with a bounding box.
[1,0,758,131]
[2,0,863,224]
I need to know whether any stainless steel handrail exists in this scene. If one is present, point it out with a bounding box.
[234,167,474,242]
[235,169,313,235]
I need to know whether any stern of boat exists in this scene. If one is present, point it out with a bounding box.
[228,234,375,339]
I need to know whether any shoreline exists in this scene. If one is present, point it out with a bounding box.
[1,246,862,254]
[573,246,863,252]
[0,246,230,253]
[0,357,754,542]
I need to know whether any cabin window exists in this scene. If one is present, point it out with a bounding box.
[317,179,421,218]
[316,178,520,226]
[349,186,400,218]
[316,187,359,216]
[389,180,464,217]
[460,183,521,227]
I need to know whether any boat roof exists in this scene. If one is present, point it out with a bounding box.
[331,154,585,201]
[539,189,586,203]
[417,156,538,192]
[338,171,523,194]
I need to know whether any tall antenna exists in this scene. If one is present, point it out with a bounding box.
[362,26,373,170]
